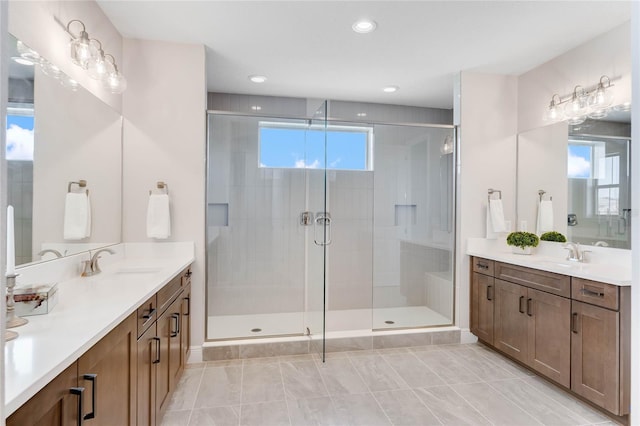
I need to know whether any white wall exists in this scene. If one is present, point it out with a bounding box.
[518,22,630,133]
[456,72,518,334]
[8,0,123,113]
[122,39,207,353]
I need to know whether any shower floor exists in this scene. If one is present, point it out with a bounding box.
[207,306,451,340]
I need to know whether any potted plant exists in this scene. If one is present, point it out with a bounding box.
[540,231,567,243]
[506,231,539,255]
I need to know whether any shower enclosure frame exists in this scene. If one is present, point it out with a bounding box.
[204,107,458,358]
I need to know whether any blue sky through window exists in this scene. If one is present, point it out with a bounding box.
[260,125,370,170]
[568,144,591,179]
[6,114,35,161]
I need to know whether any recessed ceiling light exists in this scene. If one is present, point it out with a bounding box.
[249,75,267,83]
[352,19,377,34]
[383,86,399,93]
[357,112,367,117]
[12,56,34,66]
[251,105,262,111]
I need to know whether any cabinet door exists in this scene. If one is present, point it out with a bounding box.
[77,312,137,426]
[7,362,79,426]
[137,323,158,426]
[168,294,184,389]
[494,279,528,363]
[526,288,570,387]
[571,300,620,414]
[156,305,173,417]
[470,272,494,344]
[181,284,192,368]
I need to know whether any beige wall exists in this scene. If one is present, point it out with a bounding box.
[518,22,630,133]
[122,39,207,350]
[456,72,519,333]
[8,1,123,113]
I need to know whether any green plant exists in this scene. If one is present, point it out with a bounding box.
[506,232,540,249]
[540,231,567,243]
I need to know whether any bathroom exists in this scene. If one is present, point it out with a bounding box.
[1,1,639,425]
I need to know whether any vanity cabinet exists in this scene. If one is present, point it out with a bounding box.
[136,266,192,425]
[570,278,630,415]
[6,363,79,426]
[470,257,629,415]
[7,313,137,426]
[470,258,495,344]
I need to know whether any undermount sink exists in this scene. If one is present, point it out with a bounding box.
[532,258,586,269]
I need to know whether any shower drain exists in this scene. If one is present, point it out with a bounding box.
[251,328,262,333]
[385,320,395,324]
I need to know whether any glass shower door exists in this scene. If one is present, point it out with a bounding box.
[305,101,328,358]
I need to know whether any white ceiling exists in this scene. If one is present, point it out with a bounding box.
[97,1,631,109]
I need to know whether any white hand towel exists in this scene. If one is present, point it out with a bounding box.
[147,194,171,239]
[536,200,554,235]
[85,194,92,238]
[64,192,90,240]
[489,199,506,232]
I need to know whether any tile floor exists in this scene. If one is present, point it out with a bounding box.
[161,342,620,426]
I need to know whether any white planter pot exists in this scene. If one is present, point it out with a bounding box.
[511,246,533,255]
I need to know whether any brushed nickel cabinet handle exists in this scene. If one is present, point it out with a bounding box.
[526,298,533,316]
[70,387,85,426]
[519,296,525,314]
[572,312,579,333]
[476,263,489,270]
[142,308,156,320]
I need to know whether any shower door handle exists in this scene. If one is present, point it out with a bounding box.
[314,213,332,246]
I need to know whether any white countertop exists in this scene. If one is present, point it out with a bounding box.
[466,238,631,286]
[4,242,195,416]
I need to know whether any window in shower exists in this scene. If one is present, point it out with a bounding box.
[259,122,372,170]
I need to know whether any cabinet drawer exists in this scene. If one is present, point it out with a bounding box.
[572,278,619,311]
[157,275,183,315]
[137,295,157,338]
[472,257,495,276]
[495,262,570,298]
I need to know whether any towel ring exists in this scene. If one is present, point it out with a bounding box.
[488,188,502,203]
[149,181,169,195]
[68,180,88,195]
[538,190,552,202]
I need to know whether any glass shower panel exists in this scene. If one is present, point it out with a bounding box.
[372,124,455,329]
[206,114,309,339]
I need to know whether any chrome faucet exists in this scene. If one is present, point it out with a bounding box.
[81,248,115,277]
[563,242,591,263]
[38,249,63,258]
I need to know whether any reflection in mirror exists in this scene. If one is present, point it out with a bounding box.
[517,113,631,250]
[5,34,122,266]
[567,118,631,248]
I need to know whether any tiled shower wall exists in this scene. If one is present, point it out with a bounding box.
[8,160,33,265]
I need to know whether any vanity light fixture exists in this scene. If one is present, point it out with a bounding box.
[352,19,377,34]
[249,75,267,83]
[544,76,617,125]
[65,19,127,93]
[67,20,95,69]
[383,85,399,93]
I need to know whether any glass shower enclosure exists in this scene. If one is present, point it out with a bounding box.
[206,103,455,357]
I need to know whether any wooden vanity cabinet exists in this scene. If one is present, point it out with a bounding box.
[470,258,495,344]
[137,266,192,426]
[490,263,571,386]
[7,313,137,426]
[570,278,630,415]
[470,256,629,416]
[6,363,80,426]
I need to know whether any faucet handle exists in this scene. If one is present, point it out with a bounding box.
[81,260,93,277]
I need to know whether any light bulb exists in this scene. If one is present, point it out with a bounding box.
[104,71,127,94]
[543,94,564,122]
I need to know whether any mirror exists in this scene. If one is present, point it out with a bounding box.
[6,34,122,266]
[517,115,631,249]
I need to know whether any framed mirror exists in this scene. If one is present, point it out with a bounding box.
[6,34,122,266]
